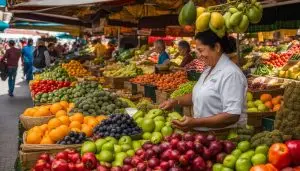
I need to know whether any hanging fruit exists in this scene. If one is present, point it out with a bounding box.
[178,0,197,26]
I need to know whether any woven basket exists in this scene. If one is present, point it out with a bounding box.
[250,88,285,99]
[20,114,54,130]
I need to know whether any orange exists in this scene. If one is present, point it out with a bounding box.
[30,126,44,136]
[81,125,93,137]
[70,128,81,132]
[69,121,82,129]
[55,110,67,117]
[260,94,272,103]
[24,108,34,116]
[57,125,70,137]
[50,103,63,114]
[59,101,69,110]
[84,116,94,124]
[58,115,70,126]
[40,135,54,144]
[49,128,62,142]
[271,98,281,105]
[39,124,48,133]
[88,118,99,128]
[273,104,281,112]
[48,118,62,130]
[70,113,84,123]
[96,115,107,122]
[264,101,273,109]
[26,132,42,144]
[34,107,51,117]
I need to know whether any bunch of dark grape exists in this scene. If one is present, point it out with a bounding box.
[93,114,141,139]
[57,131,86,145]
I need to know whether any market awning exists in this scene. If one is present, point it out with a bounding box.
[14,0,112,7]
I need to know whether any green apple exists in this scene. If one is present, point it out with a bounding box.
[247,108,258,112]
[145,109,163,119]
[136,117,143,126]
[221,167,234,171]
[115,152,128,161]
[231,149,242,158]
[132,140,142,151]
[81,141,97,154]
[235,158,252,171]
[247,92,253,101]
[141,118,155,132]
[142,132,152,140]
[251,153,267,165]
[118,136,132,145]
[140,140,149,145]
[101,142,114,151]
[154,116,165,122]
[258,104,267,111]
[254,100,263,107]
[213,163,223,171]
[151,132,163,144]
[133,111,144,120]
[95,139,107,153]
[237,141,251,152]
[98,150,114,162]
[165,122,172,127]
[126,149,135,157]
[161,126,173,136]
[240,150,255,159]
[255,145,269,155]
[105,137,118,144]
[114,144,123,153]
[112,160,123,167]
[247,101,255,108]
[223,155,237,169]
[121,144,132,151]
[154,121,165,132]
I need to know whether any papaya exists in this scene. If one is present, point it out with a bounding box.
[196,7,206,18]
[210,12,225,30]
[209,23,225,38]
[251,0,257,5]
[223,12,232,29]
[178,0,197,26]
[237,3,245,11]
[255,2,263,13]
[196,12,211,32]
[247,6,262,24]
[229,7,238,14]
[234,15,249,33]
[229,11,243,26]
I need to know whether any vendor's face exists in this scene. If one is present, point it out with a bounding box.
[195,39,220,67]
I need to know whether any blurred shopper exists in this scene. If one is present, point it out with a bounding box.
[93,39,107,59]
[154,39,170,72]
[48,43,59,63]
[33,40,51,71]
[1,40,21,97]
[178,40,194,67]
[21,39,34,82]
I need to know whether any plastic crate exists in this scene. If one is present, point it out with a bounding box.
[144,85,157,103]
[262,116,275,131]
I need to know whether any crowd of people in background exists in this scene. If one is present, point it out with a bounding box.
[0,38,77,97]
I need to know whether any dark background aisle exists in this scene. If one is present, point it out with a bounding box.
[0,67,32,170]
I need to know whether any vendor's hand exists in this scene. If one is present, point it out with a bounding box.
[159,99,177,110]
[172,116,195,131]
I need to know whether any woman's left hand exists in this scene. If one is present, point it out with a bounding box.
[172,116,195,131]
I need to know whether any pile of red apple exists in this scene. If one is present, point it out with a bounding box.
[118,133,236,171]
[32,149,98,171]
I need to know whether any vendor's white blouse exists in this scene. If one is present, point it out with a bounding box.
[192,53,247,131]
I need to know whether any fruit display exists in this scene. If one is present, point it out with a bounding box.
[119,133,236,170]
[103,64,142,78]
[250,130,291,148]
[170,81,196,99]
[278,61,300,80]
[133,109,182,144]
[39,66,76,82]
[213,141,270,171]
[155,71,188,90]
[30,80,72,96]
[34,81,101,105]
[26,112,106,144]
[31,149,99,171]
[93,114,142,139]
[136,98,157,113]
[247,77,284,91]
[57,131,87,145]
[290,53,300,60]
[179,0,263,37]
[247,92,282,112]
[129,74,161,85]
[184,58,207,72]
[80,136,144,167]
[262,52,290,68]
[275,82,300,139]
[227,125,255,143]
[22,101,71,117]
[253,64,272,76]
[62,60,92,77]
[71,90,127,116]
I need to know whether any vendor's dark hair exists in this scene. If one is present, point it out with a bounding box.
[194,30,236,54]
[178,40,190,52]
[155,39,166,50]
[9,40,15,46]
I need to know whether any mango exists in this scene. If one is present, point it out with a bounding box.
[247,6,262,24]
[229,7,238,14]
[237,3,245,11]
[255,2,263,12]
[229,11,243,26]
[223,12,232,29]
[196,7,206,18]
[234,15,249,33]
[178,0,197,26]
[196,12,211,32]
[209,23,225,38]
[210,12,225,29]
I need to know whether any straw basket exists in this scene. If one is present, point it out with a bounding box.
[20,114,54,130]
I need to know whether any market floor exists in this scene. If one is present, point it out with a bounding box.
[0,67,32,171]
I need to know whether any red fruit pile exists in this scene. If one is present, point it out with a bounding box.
[185,59,207,73]
[31,80,71,95]
[119,133,236,171]
[32,149,98,171]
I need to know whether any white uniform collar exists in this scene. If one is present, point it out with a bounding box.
[209,53,230,76]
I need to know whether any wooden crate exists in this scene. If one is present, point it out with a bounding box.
[124,81,132,90]
[247,112,276,128]
[155,90,172,104]
[250,88,285,99]
[104,77,132,89]
[137,84,145,95]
